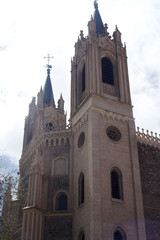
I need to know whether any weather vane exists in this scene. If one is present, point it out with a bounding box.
[44,54,54,69]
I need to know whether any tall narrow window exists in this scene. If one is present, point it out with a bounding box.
[82,234,85,240]
[114,229,126,240]
[78,173,84,205]
[77,62,86,106]
[111,169,123,200]
[56,194,68,211]
[101,57,114,85]
[79,231,85,240]
[82,64,85,92]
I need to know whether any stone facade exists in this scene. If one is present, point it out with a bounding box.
[138,140,160,240]
[1,2,160,240]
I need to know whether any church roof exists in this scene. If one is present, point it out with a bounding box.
[93,0,105,35]
[43,67,55,107]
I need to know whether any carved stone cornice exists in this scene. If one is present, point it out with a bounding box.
[21,129,72,163]
[98,108,134,123]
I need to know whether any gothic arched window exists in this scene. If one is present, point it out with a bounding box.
[77,61,86,106]
[111,169,123,200]
[101,57,114,85]
[78,173,85,206]
[82,64,85,92]
[79,231,85,240]
[114,228,126,240]
[56,193,68,211]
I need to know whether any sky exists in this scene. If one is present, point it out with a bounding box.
[0,0,160,166]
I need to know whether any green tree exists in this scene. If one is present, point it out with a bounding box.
[0,157,20,240]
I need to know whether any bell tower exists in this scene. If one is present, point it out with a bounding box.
[20,59,71,240]
[71,1,146,240]
[71,2,131,117]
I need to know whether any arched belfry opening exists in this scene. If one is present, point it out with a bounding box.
[82,64,85,92]
[77,61,86,106]
[111,168,123,200]
[101,56,120,97]
[101,57,114,85]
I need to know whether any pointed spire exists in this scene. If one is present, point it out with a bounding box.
[58,93,64,113]
[60,93,63,100]
[93,0,105,35]
[115,25,121,33]
[43,66,55,108]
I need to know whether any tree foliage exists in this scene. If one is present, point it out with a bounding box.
[0,157,20,240]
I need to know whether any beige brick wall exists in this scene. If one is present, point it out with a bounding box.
[71,100,146,240]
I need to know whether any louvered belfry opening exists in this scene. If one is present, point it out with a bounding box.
[111,170,121,199]
[114,230,123,240]
[101,57,114,85]
[82,64,85,92]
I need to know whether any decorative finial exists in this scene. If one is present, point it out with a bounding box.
[104,23,109,35]
[94,0,98,9]
[80,30,84,40]
[44,54,54,70]
[115,25,119,32]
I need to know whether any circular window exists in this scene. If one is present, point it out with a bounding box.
[106,126,121,142]
[78,132,85,148]
[45,122,54,131]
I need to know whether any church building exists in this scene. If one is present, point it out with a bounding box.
[1,1,160,240]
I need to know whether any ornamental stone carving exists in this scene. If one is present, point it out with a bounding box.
[99,108,133,123]
[44,216,72,239]
[73,113,88,132]
[51,175,69,195]
[136,127,160,149]
[103,83,115,95]
[99,37,115,55]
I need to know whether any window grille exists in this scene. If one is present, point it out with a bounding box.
[102,57,114,85]
[111,169,123,200]
[82,64,85,92]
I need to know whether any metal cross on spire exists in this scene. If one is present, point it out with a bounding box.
[44,54,54,69]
